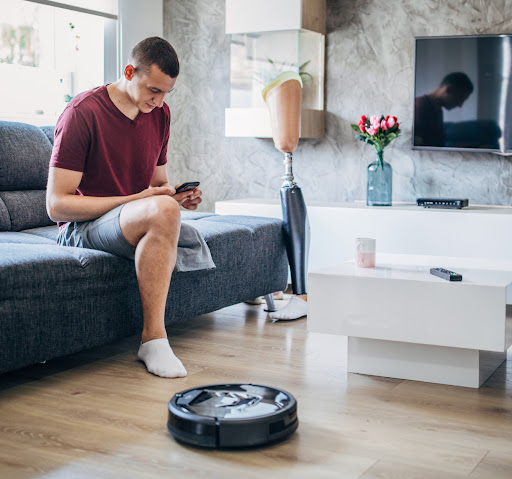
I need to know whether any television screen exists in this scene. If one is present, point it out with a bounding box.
[413,35,512,153]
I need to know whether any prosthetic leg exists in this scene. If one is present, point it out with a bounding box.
[263,72,310,298]
[280,153,309,294]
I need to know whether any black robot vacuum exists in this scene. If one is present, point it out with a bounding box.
[167,383,298,448]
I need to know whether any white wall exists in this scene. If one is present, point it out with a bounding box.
[118,0,163,74]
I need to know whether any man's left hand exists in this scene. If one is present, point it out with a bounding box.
[174,185,202,210]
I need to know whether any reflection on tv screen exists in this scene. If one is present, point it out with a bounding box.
[413,36,511,152]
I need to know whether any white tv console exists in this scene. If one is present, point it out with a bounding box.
[214,198,512,269]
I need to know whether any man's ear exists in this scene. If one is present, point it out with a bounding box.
[124,64,135,80]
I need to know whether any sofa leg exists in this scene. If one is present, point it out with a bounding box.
[264,294,278,312]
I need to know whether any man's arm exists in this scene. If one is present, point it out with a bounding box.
[150,164,173,189]
[46,166,174,223]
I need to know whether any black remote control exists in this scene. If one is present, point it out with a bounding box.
[430,267,462,281]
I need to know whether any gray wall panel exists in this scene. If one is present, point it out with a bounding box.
[163,0,512,210]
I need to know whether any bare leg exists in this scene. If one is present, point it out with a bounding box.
[120,195,186,377]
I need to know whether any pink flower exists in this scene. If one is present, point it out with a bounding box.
[381,120,388,130]
[366,126,378,135]
[370,115,380,129]
[386,116,397,128]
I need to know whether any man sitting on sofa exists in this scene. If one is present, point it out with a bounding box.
[46,37,214,378]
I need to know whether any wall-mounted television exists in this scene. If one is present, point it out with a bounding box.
[412,34,512,154]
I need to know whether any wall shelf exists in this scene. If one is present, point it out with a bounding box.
[225,0,325,139]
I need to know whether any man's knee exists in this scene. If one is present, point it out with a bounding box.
[121,195,180,241]
[144,195,181,230]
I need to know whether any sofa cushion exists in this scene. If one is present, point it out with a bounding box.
[0,121,52,191]
[40,126,55,145]
[0,243,135,291]
[0,197,10,231]
[0,190,55,231]
[181,211,217,220]
[0,231,56,245]
[19,225,59,241]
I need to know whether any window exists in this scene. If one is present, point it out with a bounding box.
[0,0,118,125]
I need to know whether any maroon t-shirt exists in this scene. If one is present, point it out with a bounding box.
[50,85,170,227]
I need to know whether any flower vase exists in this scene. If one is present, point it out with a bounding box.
[367,150,392,206]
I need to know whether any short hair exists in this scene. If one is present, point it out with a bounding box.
[129,37,179,78]
[440,72,474,94]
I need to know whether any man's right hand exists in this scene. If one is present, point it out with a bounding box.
[138,185,176,199]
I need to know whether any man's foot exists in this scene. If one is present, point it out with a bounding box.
[269,296,308,322]
[137,338,187,378]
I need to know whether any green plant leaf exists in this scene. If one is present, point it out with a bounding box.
[299,71,313,82]
[299,60,311,71]
[355,134,375,146]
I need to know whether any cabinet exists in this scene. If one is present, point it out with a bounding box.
[215,198,512,271]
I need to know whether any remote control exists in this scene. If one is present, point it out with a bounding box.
[430,267,462,281]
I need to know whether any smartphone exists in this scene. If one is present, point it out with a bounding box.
[175,181,200,193]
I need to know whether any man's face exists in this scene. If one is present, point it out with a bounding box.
[443,86,471,110]
[128,64,177,113]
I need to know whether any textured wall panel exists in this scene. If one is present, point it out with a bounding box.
[163,0,512,210]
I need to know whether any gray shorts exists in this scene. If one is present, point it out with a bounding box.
[57,204,137,260]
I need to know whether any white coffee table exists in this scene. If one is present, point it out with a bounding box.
[308,254,512,388]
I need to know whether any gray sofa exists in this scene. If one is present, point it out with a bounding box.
[0,121,288,374]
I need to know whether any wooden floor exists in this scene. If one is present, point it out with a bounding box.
[1,296,512,479]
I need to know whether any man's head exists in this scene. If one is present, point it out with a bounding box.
[123,37,179,113]
[438,72,474,110]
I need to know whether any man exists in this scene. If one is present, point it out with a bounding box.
[414,72,474,147]
[46,37,211,378]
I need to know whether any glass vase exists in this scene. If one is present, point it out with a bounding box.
[367,150,392,206]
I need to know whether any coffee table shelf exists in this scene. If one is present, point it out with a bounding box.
[308,254,512,388]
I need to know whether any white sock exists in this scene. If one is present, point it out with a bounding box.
[137,338,187,378]
[269,296,308,322]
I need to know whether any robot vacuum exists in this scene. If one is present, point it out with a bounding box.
[167,383,298,448]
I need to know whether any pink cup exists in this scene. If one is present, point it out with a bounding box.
[356,238,376,268]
